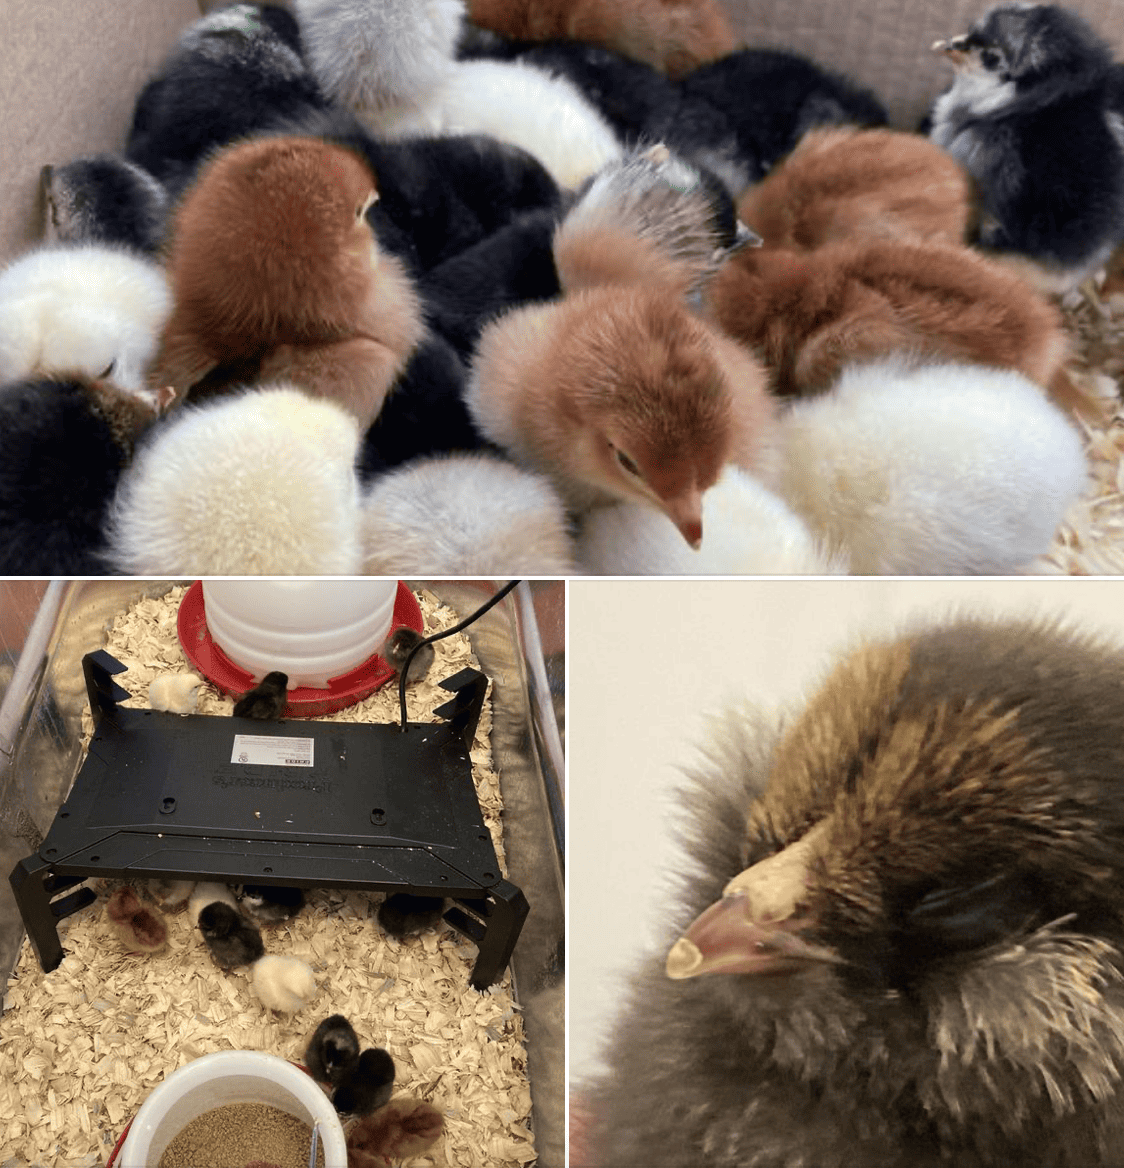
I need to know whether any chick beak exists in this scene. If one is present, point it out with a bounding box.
[660,489,704,549]
[666,896,836,979]
[932,35,970,64]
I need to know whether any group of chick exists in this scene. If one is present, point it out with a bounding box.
[304,1013,445,1166]
[2,0,1122,574]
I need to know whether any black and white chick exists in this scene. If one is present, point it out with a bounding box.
[125,3,329,198]
[196,902,266,970]
[232,672,289,720]
[928,3,1124,287]
[40,155,169,256]
[586,615,1124,1167]
[237,884,306,924]
[0,374,157,574]
[305,1014,361,1086]
[333,1047,397,1117]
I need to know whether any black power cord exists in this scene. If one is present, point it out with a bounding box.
[397,579,521,731]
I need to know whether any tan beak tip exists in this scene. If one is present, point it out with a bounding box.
[666,936,704,980]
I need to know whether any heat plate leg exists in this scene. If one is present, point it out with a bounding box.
[8,855,67,972]
[447,879,530,991]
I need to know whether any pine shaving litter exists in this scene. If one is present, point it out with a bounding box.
[1033,273,1124,575]
[0,586,536,1168]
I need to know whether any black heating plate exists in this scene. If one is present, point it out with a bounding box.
[9,651,528,989]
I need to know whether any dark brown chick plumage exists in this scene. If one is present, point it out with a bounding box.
[586,616,1124,1168]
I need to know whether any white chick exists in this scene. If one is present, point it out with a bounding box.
[294,0,464,120]
[148,672,204,714]
[763,357,1088,575]
[251,955,318,1013]
[105,384,363,575]
[188,881,240,927]
[0,243,172,401]
[148,879,196,909]
[361,452,578,574]
[577,465,846,575]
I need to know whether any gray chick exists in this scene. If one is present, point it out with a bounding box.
[333,1047,396,1117]
[232,671,289,719]
[197,901,265,969]
[379,628,434,685]
[927,3,1124,285]
[305,1014,361,1086]
[377,893,447,939]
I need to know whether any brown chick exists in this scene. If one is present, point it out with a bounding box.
[737,126,973,250]
[466,285,773,548]
[151,135,422,429]
[704,237,1069,400]
[465,0,738,76]
[588,615,1124,1167]
[346,1098,444,1168]
[105,885,168,954]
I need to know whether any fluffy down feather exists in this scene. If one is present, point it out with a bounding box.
[466,0,737,76]
[105,886,167,954]
[360,452,577,574]
[361,57,624,190]
[554,143,750,296]
[704,237,1070,399]
[577,465,846,575]
[737,126,972,249]
[0,374,155,574]
[126,3,328,196]
[105,385,363,576]
[763,358,1088,574]
[679,48,888,181]
[40,154,169,255]
[251,955,318,1013]
[188,882,240,927]
[153,135,422,425]
[928,3,1124,287]
[587,614,1124,1166]
[0,243,171,399]
[294,0,465,118]
[467,286,773,547]
[148,672,204,714]
[346,1097,444,1166]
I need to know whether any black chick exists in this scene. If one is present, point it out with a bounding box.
[197,902,265,970]
[333,1047,396,1117]
[678,48,887,183]
[378,630,436,686]
[377,893,447,938]
[928,3,1124,283]
[232,672,289,719]
[238,883,306,924]
[41,155,169,256]
[126,3,329,199]
[305,1014,361,1087]
[586,616,1124,1167]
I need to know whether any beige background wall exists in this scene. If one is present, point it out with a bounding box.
[2,1,1121,262]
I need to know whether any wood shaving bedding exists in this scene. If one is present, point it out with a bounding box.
[0,585,536,1168]
[1033,273,1124,575]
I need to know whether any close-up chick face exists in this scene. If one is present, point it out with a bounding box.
[669,616,1124,1150]
[933,3,1113,100]
[566,289,739,547]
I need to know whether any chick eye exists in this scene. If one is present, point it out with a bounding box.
[615,448,641,477]
[980,48,1001,70]
[98,361,115,379]
[896,869,1045,956]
